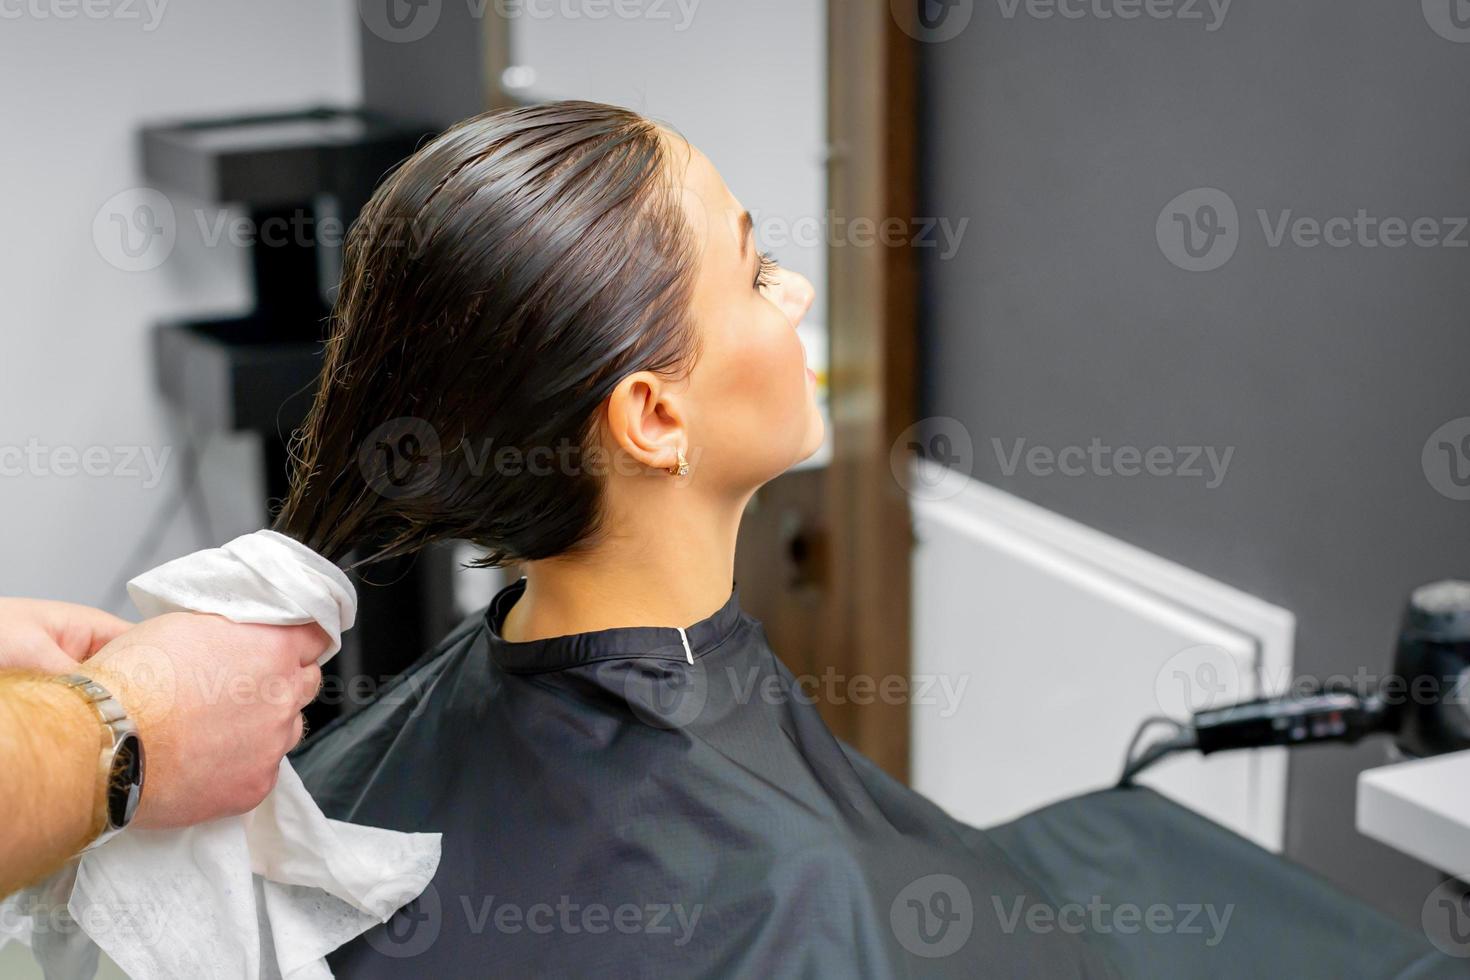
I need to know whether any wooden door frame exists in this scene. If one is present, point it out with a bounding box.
[821,0,919,781]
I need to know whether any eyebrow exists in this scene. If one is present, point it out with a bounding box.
[738,211,753,261]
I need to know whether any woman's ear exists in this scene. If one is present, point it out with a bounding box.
[604,371,687,472]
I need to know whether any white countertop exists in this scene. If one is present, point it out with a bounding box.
[1357,749,1470,880]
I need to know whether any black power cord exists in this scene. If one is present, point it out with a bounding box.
[1118,690,1393,786]
[1118,716,1198,786]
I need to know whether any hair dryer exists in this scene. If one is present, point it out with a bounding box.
[1121,580,1470,783]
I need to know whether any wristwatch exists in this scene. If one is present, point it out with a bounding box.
[50,673,146,849]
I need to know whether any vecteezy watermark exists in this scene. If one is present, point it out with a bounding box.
[994,0,1231,31]
[0,891,172,948]
[92,191,441,273]
[1158,187,1470,272]
[1423,417,1470,502]
[363,881,704,958]
[992,438,1234,488]
[894,0,1230,42]
[892,0,975,43]
[1156,188,1239,272]
[359,0,442,43]
[0,0,168,30]
[891,418,977,502]
[890,874,975,958]
[889,419,1232,500]
[0,440,171,489]
[625,661,972,731]
[359,418,445,501]
[1422,0,1470,43]
[93,188,177,273]
[1154,647,1470,718]
[1154,643,1248,714]
[360,0,701,44]
[728,667,971,719]
[994,895,1234,947]
[357,418,707,501]
[750,211,970,261]
[1422,877,1470,958]
[624,657,712,730]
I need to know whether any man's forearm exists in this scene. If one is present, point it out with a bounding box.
[0,671,104,895]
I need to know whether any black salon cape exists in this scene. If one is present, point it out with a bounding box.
[984,791,1466,979]
[292,583,1462,978]
[293,580,1117,978]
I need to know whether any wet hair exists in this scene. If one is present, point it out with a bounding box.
[274,101,699,568]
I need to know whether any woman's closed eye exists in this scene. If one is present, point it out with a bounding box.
[754,251,780,290]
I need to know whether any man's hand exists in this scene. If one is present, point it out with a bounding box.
[0,598,132,673]
[84,614,329,829]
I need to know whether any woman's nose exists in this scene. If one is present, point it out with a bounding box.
[775,269,815,328]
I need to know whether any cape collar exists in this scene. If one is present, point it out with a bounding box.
[484,577,748,674]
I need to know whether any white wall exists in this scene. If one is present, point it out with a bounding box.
[0,5,359,972]
[503,0,832,465]
[507,0,828,327]
[0,2,361,614]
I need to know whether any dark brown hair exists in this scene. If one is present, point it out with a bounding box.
[275,101,698,567]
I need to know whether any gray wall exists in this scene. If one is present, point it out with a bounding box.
[918,1,1470,923]
[359,0,487,127]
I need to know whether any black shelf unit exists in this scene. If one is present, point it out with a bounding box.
[140,106,449,727]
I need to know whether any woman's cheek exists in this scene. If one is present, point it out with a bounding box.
[698,308,808,448]
[768,324,815,436]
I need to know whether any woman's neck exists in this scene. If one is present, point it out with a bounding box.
[500,489,747,642]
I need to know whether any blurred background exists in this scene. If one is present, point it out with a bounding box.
[1,2,1467,972]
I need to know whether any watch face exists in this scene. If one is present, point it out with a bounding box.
[108,732,145,829]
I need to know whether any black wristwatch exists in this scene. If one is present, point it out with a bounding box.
[51,673,146,848]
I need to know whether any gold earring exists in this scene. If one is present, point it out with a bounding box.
[668,449,689,477]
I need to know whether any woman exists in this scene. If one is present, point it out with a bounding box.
[281,101,1114,977]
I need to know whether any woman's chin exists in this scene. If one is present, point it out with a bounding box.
[796,408,826,463]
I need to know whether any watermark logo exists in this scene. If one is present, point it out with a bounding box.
[1423,417,1470,501]
[1154,643,1246,715]
[0,0,169,30]
[624,657,710,730]
[490,0,702,30]
[995,894,1233,945]
[359,883,704,950]
[891,874,974,958]
[992,438,1234,488]
[1160,188,1469,271]
[93,188,176,273]
[749,210,970,261]
[1422,878,1470,957]
[463,893,702,943]
[892,0,975,43]
[1157,188,1239,272]
[995,0,1231,31]
[0,894,172,948]
[891,417,975,502]
[359,418,443,501]
[727,666,971,718]
[363,0,701,42]
[1422,0,1470,42]
[359,0,442,43]
[364,879,442,958]
[355,420,711,500]
[0,440,172,489]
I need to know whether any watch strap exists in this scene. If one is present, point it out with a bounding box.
[49,672,143,847]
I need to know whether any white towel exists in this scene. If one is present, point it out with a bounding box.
[0,530,442,979]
